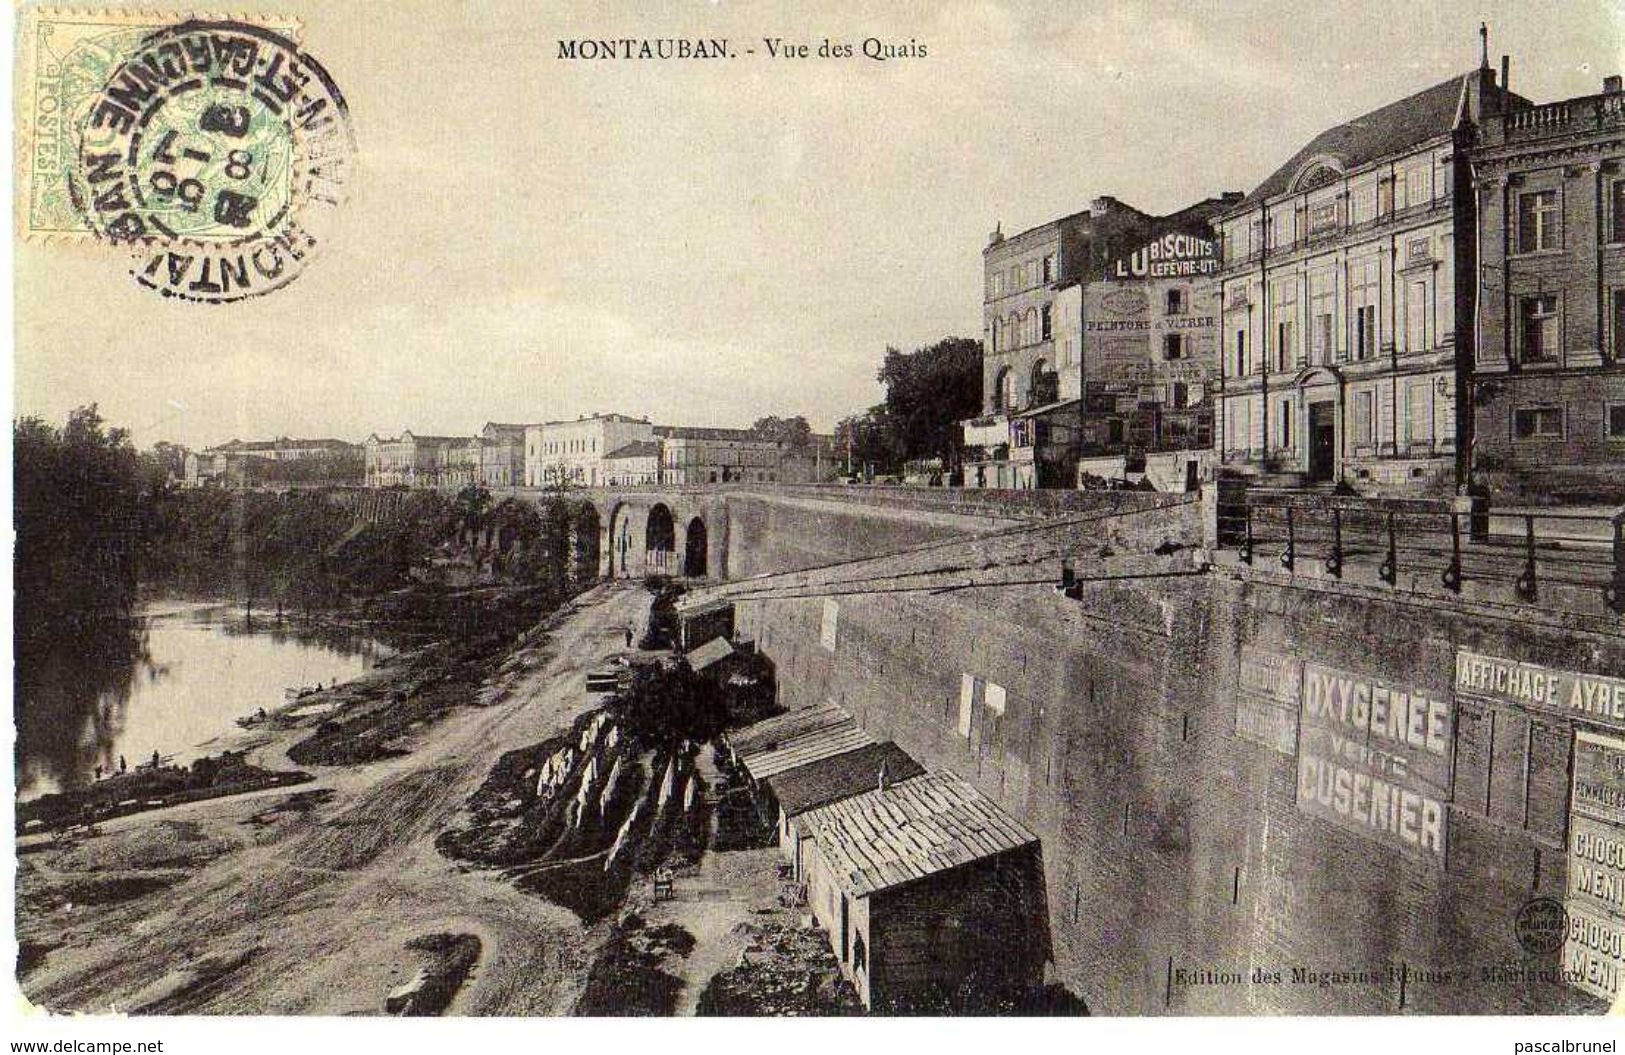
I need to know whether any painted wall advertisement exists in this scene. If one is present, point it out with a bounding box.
[1455,650,1625,730]
[1107,231,1220,279]
[1455,650,1625,1002]
[1236,646,1300,754]
[1565,730,1625,1002]
[1294,662,1452,864]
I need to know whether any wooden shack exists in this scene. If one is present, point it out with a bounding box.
[799,770,1051,1013]
[723,701,853,764]
[759,740,925,877]
[684,635,736,678]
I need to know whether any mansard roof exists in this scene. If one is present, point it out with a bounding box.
[1236,69,1528,212]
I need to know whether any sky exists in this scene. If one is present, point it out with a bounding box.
[14,0,1625,449]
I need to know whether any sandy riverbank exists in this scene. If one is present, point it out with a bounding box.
[16,582,644,1014]
[17,579,861,1017]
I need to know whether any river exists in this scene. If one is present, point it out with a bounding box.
[15,601,393,801]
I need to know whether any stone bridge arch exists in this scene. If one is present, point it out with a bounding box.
[577,489,727,582]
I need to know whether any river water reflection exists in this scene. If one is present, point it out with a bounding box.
[15,601,392,800]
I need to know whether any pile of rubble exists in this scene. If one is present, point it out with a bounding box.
[695,917,862,1016]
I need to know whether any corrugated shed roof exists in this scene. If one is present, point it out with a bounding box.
[741,724,876,781]
[765,741,926,817]
[726,702,852,757]
[686,636,735,673]
[1237,70,1524,211]
[803,770,1039,898]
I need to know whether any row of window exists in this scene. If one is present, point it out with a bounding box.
[532,437,600,457]
[1509,182,1625,253]
[987,252,1057,299]
[1515,288,1625,365]
[1224,382,1447,451]
[1224,158,1447,260]
[989,303,1053,352]
[1226,179,1625,268]
[1228,273,1435,375]
[1512,404,1625,441]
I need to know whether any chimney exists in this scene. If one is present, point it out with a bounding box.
[1605,75,1623,94]
[1479,22,1489,69]
[1501,55,1510,104]
[988,222,1004,248]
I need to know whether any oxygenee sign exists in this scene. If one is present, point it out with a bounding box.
[1295,662,1453,863]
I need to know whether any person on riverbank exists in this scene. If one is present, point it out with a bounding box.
[118,755,126,774]
[624,627,633,648]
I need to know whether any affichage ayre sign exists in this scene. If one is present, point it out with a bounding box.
[1455,650,1625,1003]
[1108,232,1219,279]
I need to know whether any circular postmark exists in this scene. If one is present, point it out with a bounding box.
[70,20,354,303]
[1514,895,1569,954]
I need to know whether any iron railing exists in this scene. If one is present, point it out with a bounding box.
[1216,488,1625,614]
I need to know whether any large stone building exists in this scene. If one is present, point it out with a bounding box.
[965,194,1237,489]
[523,413,655,488]
[1471,73,1625,502]
[1214,63,1524,494]
[476,422,528,489]
[603,439,661,486]
[656,425,782,484]
[186,437,361,488]
[364,431,469,488]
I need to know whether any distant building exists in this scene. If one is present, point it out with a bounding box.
[1214,62,1522,494]
[603,439,661,486]
[655,425,781,484]
[364,431,468,488]
[185,437,362,488]
[965,194,1238,489]
[1470,73,1625,501]
[523,413,654,488]
[477,423,528,489]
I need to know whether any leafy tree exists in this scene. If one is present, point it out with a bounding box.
[833,406,898,475]
[877,337,983,465]
[14,406,142,642]
[750,415,813,450]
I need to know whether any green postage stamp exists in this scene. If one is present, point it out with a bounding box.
[16,7,303,240]
[15,7,355,302]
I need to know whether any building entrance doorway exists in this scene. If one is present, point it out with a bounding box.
[1308,401,1336,482]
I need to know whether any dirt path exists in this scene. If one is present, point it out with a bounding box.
[19,582,650,1016]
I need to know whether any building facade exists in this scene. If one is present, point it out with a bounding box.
[656,426,781,484]
[1214,66,1520,495]
[603,440,661,486]
[966,195,1236,489]
[186,437,362,488]
[523,413,655,488]
[477,422,528,489]
[364,431,467,488]
[1471,74,1625,502]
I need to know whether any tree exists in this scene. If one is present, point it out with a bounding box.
[877,337,983,465]
[833,406,896,475]
[14,405,142,642]
[750,415,813,450]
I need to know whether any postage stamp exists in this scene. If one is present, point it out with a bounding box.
[16,8,356,302]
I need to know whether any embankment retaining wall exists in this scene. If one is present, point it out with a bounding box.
[719,491,1624,1014]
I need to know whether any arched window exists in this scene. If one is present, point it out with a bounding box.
[1007,313,1021,349]
[993,367,1013,413]
[1031,359,1058,406]
[990,317,1001,352]
[1025,308,1039,346]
